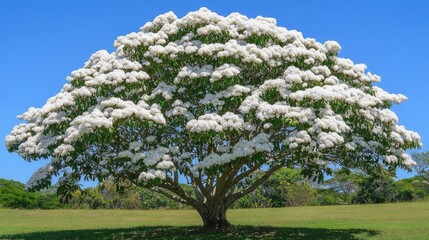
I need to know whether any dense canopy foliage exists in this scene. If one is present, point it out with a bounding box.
[6,8,421,227]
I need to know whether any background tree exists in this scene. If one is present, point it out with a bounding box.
[316,188,345,206]
[353,171,399,204]
[98,179,141,209]
[6,8,421,229]
[411,151,429,180]
[281,180,316,207]
[231,185,273,209]
[0,178,62,209]
[232,168,316,208]
[324,169,362,203]
[69,188,105,209]
[0,179,37,209]
[260,168,315,207]
[396,176,429,201]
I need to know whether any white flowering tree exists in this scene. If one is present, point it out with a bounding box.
[6,8,421,228]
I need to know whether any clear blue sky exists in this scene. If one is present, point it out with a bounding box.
[1,0,428,185]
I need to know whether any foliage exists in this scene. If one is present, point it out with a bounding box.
[411,151,429,180]
[5,8,421,227]
[232,168,317,208]
[315,188,346,206]
[235,169,429,207]
[67,179,186,210]
[352,172,424,204]
[260,168,316,207]
[2,171,428,211]
[231,188,273,209]
[323,169,362,203]
[69,188,105,209]
[281,181,316,207]
[0,179,63,209]
[98,179,141,209]
[353,174,398,204]
[397,176,429,200]
[0,179,37,209]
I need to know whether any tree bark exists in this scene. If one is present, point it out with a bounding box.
[197,204,230,230]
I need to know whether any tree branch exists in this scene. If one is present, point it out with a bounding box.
[226,161,264,190]
[226,165,282,207]
[213,159,245,200]
[162,177,201,209]
[196,171,212,201]
[150,186,190,205]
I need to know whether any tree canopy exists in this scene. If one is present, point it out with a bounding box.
[5,8,421,228]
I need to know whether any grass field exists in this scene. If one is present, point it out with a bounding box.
[0,202,428,239]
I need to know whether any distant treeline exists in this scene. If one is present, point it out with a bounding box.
[1,168,428,210]
[0,178,64,209]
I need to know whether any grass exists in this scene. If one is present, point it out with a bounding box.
[0,202,428,239]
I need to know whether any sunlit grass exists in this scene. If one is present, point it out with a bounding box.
[0,202,428,239]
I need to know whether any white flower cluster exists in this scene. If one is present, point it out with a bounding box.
[186,112,244,133]
[165,100,194,119]
[257,102,315,123]
[199,133,271,168]
[146,82,177,100]
[62,98,165,145]
[5,122,58,158]
[285,130,312,150]
[173,64,240,84]
[309,108,350,134]
[138,170,166,181]
[118,144,175,170]
[174,65,213,84]
[284,109,350,151]
[290,84,384,108]
[68,50,148,87]
[331,57,381,83]
[119,145,174,181]
[115,8,342,67]
[200,85,252,106]
[210,64,241,82]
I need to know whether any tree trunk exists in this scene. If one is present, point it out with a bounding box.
[198,204,230,230]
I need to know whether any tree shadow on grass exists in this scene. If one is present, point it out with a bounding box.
[0,226,379,240]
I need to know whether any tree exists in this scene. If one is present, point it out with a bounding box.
[69,188,106,209]
[353,173,399,204]
[281,181,316,207]
[232,168,316,208]
[411,151,429,180]
[98,178,138,209]
[0,178,37,209]
[324,169,363,203]
[258,168,315,207]
[0,179,63,209]
[5,8,421,229]
[316,188,345,206]
[325,170,361,195]
[398,176,429,200]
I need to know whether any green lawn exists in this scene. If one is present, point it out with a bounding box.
[0,202,428,239]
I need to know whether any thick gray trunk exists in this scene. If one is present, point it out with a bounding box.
[197,204,230,229]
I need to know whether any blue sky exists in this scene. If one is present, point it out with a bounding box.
[1,0,428,185]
